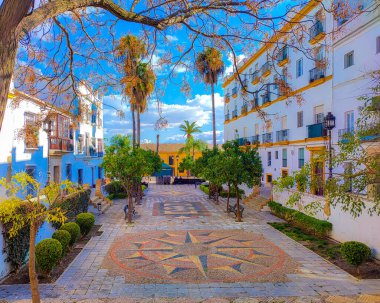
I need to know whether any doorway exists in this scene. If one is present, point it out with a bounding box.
[53,166,60,183]
[78,169,83,186]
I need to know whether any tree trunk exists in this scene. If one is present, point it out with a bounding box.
[29,221,41,303]
[235,185,242,222]
[211,83,217,149]
[137,108,141,147]
[131,107,136,148]
[127,191,133,223]
[226,184,231,213]
[0,0,34,131]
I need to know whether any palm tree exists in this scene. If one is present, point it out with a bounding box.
[121,62,155,146]
[116,35,147,147]
[179,120,202,139]
[195,47,225,148]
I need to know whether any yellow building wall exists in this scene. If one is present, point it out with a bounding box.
[158,151,203,177]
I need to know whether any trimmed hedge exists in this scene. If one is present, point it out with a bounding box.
[53,189,91,226]
[76,213,95,236]
[104,181,126,195]
[268,201,332,237]
[52,230,71,255]
[341,241,372,266]
[60,222,81,245]
[36,239,62,275]
[199,185,244,198]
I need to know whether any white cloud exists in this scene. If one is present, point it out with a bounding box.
[166,35,178,42]
[224,52,247,76]
[186,93,224,108]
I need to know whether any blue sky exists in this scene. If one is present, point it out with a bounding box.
[15,1,302,145]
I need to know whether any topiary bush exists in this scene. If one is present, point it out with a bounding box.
[35,238,62,275]
[52,189,91,228]
[60,222,81,245]
[52,230,71,255]
[341,241,372,266]
[76,213,95,236]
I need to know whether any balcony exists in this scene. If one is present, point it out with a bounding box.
[262,132,273,144]
[261,62,272,77]
[253,96,260,108]
[91,114,97,125]
[50,138,73,153]
[307,123,326,138]
[225,113,230,122]
[262,93,271,104]
[251,135,260,143]
[276,129,289,142]
[277,46,289,67]
[251,71,259,84]
[232,87,238,98]
[309,67,325,83]
[338,128,354,141]
[224,94,230,103]
[232,109,238,118]
[309,20,325,44]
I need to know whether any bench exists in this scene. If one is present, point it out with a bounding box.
[228,203,244,218]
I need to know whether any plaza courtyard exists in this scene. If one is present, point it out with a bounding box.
[0,185,379,302]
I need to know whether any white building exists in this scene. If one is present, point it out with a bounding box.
[223,1,380,256]
[0,82,104,278]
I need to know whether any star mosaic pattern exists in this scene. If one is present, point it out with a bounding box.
[152,201,211,218]
[103,230,298,283]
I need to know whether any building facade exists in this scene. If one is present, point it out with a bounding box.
[223,0,380,257]
[141,143,212,177]
[223,0,379,189]
[0,82,104,278]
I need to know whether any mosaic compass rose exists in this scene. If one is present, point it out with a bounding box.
[105,230,297,283]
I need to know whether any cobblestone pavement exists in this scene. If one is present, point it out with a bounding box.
[1,185,379,302]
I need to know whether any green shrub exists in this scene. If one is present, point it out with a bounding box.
[60,222,81,245]
[76,213,95,235]
[36,239,62,275]
[104,181,126,195]
[268,201,332,237]
[52,230,71,255]
[199,185,209,195]
[108,192,127,200]
[341,241,372,266]
[52,189,91,228]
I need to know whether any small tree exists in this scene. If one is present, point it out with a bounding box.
[220,141,262,221]
[0,173,76,303]
[102,135,161,223]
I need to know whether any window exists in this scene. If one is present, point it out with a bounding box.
[98,167,103,179]
[24,112,39,148]
[255,123,259,135]
[297,111,303,127]
[168,156,174,165]
[314,105,324,123]
[344,51,354,68]
[377,36,380,54]
[281,170,288,178]
[267,152,272,166]
[66,164,72,181]
[296,58,303,77]
[282,149,287,167]
[266,174,273,183]
[345,111,355,132]
[275,151,279,159]
[298,148,305,168]
[26,166,36,196]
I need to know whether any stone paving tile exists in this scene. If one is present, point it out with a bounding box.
[1,185,380,302]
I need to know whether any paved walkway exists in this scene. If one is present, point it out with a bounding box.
[1,185,379,302]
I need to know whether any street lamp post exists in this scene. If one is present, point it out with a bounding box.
[43,119,52,185]
[323,112,336,180]
[176,155,179,177]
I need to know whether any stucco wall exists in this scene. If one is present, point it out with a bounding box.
[273,190,380,259]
